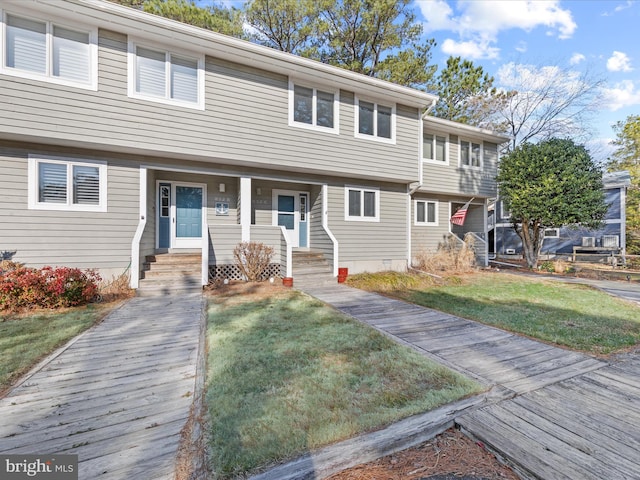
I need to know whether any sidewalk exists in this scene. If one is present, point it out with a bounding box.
[0,293,205,480]
[276,281,640,480]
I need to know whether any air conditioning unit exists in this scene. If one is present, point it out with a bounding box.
[582,237,596,247]
[602,235,619,248]
[506,248,516,255]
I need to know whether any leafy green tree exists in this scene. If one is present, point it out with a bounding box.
[497,138,608,268]
[244,0,324,56]
[430,56,507,127]
[110,0,244,37]
[609,115,640,254]
[316,0,437,88]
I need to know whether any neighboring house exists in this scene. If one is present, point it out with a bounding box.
[493,171,631,258]
[0,0,508,291]
[414,117,509,266]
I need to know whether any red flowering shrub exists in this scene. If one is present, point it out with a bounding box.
[0,266,101,311]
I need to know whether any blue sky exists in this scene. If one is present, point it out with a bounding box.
[208,0,639,158]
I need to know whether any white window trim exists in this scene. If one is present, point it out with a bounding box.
[1,10,98,90]
[422,131,449,165]
[288,79,340,134]
[354,96,396,144]
[344,186,380,222]
[500,200,511,220]
[28,155,107,212]
[127,39,205,110]
[414,199,439,226]
[459,139,483,170]
[544,228,560,238]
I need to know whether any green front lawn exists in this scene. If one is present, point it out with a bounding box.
[0,304,114,392]
[348,271,640,355]
[205,286,481,478]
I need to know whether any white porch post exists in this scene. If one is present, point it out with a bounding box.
[240,176,251,242]
[321,184,339,276]
[130,167,147,289]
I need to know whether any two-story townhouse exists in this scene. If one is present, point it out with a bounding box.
[412,117,509,266]
[494,171,631,259]
[0,0,507,292]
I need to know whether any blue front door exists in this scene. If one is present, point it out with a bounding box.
[175,185,203,247]
[158,183,171,248]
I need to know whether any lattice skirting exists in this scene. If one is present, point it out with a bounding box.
[208,263,281,282]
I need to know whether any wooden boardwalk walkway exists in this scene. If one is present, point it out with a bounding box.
[0,294,204,480]
[302,284,640,480]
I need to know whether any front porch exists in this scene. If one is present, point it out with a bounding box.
[450,201,489,266]
[130,167,339,289]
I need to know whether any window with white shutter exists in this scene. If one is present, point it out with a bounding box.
[28,156,107,212]
[3,13,95,88]
[130,42,203,108]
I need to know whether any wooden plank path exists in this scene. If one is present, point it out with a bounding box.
[0,293,204,480]
[303,285,604,394]
[301,284,640,479]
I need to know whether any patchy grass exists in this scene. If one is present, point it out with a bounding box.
[348,271,640,355]
[205,286,481,478]
[0,303,116,393]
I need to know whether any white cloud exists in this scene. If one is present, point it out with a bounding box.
[569,53,586,65]
[606,51,633,72]
[603,0,634,16]
[515,41,527,53]
[496,62,583,92]
[602,80,640,111]
[441,38,500,60]
[418,0,576,60]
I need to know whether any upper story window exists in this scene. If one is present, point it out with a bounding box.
[355,97,395,143]
[460,140,482,168]
[415,200,438,226]
[2,13,96,89]
[288,80,339,134]
[28,156,107,212]
[423,133,447,163]
[345,186,379,222]
[129,42,204,109]
[544,228,560,238]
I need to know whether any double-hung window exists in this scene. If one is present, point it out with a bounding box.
[415,200,438,226]
[129,42,203,108]
[423,133,447,163]
[3,13,96,88]
[28,156,107,212]
[345,186,379,221]
[355,97,394,142]
[289,81,338,133]
[460,140,482,168]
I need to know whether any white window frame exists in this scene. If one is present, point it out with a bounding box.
[288,79,339,134]
[344,186,380,222]
[459,139,483,169]
[0,11,98,90]
[354,96,396,144]
[500,200,511,220]
[544,228,560,238]
[27,155,107,212]
[422,132,448,165]
[128,40,205,110]
[414,199,438,226]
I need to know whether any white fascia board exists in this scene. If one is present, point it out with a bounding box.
[422,115,511,144]
[51,0,437,109]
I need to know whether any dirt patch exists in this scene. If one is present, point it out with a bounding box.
[326,428,519,480]
[206,278,293,302]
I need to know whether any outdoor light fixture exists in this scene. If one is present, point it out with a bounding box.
[256,187,262,195]
[219,183,226,193]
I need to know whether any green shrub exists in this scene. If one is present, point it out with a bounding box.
[539,261,555,273]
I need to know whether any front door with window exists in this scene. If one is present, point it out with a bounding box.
[157,182,205,249]
[272,190,309,248]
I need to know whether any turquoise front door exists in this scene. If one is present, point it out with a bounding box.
[157,182,205,249]
[175,185,203,248]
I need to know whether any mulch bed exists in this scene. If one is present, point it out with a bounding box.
[325,428,519,480]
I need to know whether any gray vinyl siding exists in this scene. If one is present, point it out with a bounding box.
[0,28,420,184]
[0,144,139,276]
[411,199,452,258]
[422,135,498,198]
[209,224,242,264]
[327,183,408,270]
[309,185,334,266]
